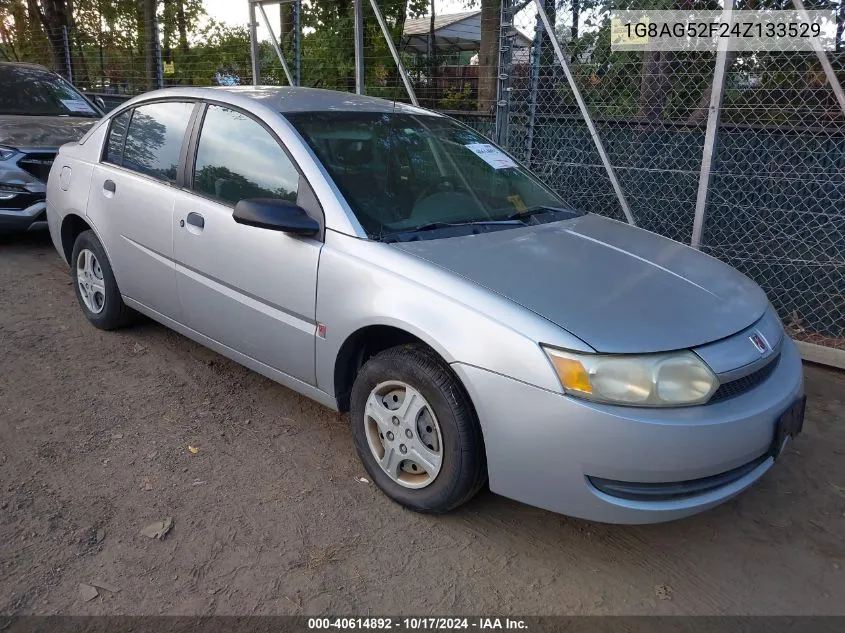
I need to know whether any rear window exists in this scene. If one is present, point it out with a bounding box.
[103,110,130,165]
[0,64,99,118]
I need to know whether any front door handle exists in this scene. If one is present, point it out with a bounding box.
[103,179,116,195]
[186,212,205,229]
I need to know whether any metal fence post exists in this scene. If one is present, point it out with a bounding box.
[524,18,542,164]
[532,0,635,225]
[495,0,514,146]
[249,2,261,85]
[354,0,365,94]
[367,0,418,106]
[62,26,73,83]
[690,0,734,250]
[294,0,301,86]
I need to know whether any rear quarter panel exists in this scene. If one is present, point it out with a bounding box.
[46,129,103,263]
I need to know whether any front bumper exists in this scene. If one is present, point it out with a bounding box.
[452,336,804,524]
[0,200,47,232]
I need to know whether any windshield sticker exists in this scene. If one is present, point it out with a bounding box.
[60,99,96,114]
[464,143,517,170]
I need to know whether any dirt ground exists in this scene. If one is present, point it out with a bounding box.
[1,231,844,617]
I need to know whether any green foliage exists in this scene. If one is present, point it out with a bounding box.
[438,83,476,110]
[0,0,841,125]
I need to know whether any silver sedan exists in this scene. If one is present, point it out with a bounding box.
[45,86,805,524]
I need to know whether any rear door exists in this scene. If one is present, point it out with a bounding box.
[172,103,323,384]
[86,100,197,320]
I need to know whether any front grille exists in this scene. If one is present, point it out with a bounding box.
[17,152,56,183]
[588,452,769,502]
[709,355,779,404]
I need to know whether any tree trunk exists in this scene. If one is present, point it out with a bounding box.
[280,1,294,56]
[636,0,695,121]
[176,0,188,55]
[162,0,174,61]
[478,0,500,112]
[637,50,672,120]
[570,0,579,62]
[28,0,72,79]
[537,0,556,110]
[143,0,157,91]
[428,0,437,104]
[66,0,90,87]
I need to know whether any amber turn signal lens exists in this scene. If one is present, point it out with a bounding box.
[549,354,592,394]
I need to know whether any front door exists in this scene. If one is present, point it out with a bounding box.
[172,103,322,384]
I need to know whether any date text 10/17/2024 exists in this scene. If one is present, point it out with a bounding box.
[307,618,528,630]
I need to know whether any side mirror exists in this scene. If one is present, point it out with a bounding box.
[233,198,320,236]
[94,96,107,112]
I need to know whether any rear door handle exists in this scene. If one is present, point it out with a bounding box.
[186,212,205,229]
[103,179,116,194]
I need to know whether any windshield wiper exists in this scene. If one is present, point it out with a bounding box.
[412,219,525,232]
[378,218,525,242]
[506,205,581,221]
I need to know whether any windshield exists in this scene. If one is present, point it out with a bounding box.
[286,111,573,239]
[0,64,99,118]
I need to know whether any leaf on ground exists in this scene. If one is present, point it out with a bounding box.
[79,583,99,602]
[140,517,173,540]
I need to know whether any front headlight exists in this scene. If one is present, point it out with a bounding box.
[542,346,718,407]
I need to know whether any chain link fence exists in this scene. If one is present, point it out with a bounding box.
[501,0,845,356]
[1,0,843,359]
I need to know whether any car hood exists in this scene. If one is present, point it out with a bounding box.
[0,115,97,150]
[391,214,769,353]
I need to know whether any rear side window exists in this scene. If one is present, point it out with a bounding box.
[103,110,130,165]
[121,101,194,183]
[192,104,299,206]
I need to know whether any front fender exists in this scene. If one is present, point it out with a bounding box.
[315,232,592,398]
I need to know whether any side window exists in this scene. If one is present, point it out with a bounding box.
[192,105,298,206]
[102,110,130,165]
[121,101,194,183]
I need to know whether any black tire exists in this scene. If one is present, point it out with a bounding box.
[350,344,487,513]
[70,229,135,330]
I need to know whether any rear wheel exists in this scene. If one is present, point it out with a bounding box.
[350,344,487,513]
[71,230,134,330]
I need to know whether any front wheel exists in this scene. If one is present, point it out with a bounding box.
[350,344,487,513]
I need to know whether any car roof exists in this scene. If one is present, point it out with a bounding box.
[0,61,54,74]
[127,85,440,116]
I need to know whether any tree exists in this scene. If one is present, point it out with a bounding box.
[478,0,499,112]
[25,0,73,78]
[427,0,437,102]
[142,0,155,90]
[279,0,294,59]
